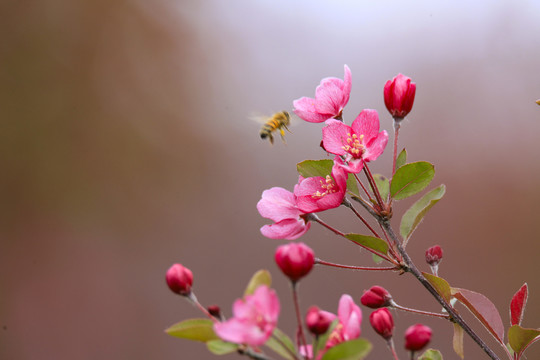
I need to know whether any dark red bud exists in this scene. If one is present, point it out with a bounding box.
[425,245,443,266]
[305,306,336,335]
[275,242,315,282]
[369,308,394,340]
[384,73,416,119]
[166,263,193,296]
[207,305,221,319]
[360,286,393,308]
[404,324,432,351]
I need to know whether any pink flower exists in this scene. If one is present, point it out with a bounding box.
[325,295,363,350]
[275,242,315,282]
[293,65,352,123]
[294,158,348,213]
[165,263,193,296]
[404,324,432,351]
[214,285,280,346]
[322,109,389,173]
[384,73,416,119]
[257,187,311,240]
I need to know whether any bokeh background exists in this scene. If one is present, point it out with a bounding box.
[1,0,539,359]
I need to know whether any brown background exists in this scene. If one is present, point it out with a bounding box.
[1,1,539,359]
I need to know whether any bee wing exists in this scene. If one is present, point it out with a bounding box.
[248,112,271,124]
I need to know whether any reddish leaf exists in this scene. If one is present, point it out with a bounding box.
[510,283,528,326]
[453,288,505,344]
[508,325,540,359]
[453,323,465,359]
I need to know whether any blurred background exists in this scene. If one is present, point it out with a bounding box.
[1,0,539,359]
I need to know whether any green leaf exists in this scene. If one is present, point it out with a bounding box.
[508,325,540,357]
[396,148,407,169]
[423,273,452,302]
[244,269,272,296]
[165,318,219,342]
[264,328,296,360]
[321,339,372,360]
[390,161,435,200]
[453,323,464,359]
[400,185,446,245]
[345,233,388,256]
[373,174,390,201]
[297,159,359,196]
[372,254,383,264]
[206,340,238,355]
[418,349,444,360]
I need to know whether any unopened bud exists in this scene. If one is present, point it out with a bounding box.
[404,324,432,351]
[207,305,222,319]
[369,308,394,340]
[361,286,393,308]
[384,73,416,119]
[425,245,443,267]
[305,306,336,335]
[166,263,193,296]
[275,242,315,282]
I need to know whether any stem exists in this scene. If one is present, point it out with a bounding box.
[387,338,400,360]
[392,302,450,319]
[350,195,378,218]
[270,333,300,360]
[379,219,501,360]
[392,119,401,176]
[238,347,276,360]
[316,258,400,272]
[353,173,374,203]
[342,198,380,238]
[362,162,385,210]
[186,292,219,322]
[292,282,308,360]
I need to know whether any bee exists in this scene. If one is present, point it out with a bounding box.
[259,111,291,145]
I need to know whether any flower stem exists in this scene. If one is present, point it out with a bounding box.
[379,219,501,360]
[342,198,380,238]
[186,292,219,322]
[316,258,400,272]
[387,338,400,360]
[392,119,401,176]
[362,162,386,211]
[238,347,276,360]
[353,173,374,203]
[392,302,450,319]
[292,282,308,360]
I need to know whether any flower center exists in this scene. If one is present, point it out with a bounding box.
[312,175,338,199]
[342,133,365,157]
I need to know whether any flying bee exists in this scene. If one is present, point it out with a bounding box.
[259,111,291,145]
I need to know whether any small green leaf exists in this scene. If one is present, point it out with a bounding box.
[165,318,219,342]
[345,233,388,256]
[206,340,238,355]
[453,323,464,359]
[244,269,272,296]
[423,273,452,302]
[372,254,383,264]
[390,161,435,200]
[396,148,407,169]
[418,349,444,360]
[264,328,296,360]
[508,325,540,356]
[373,174,390,201]
[400,185,446,245]
[321,339,372,360]
[297,159,359,196]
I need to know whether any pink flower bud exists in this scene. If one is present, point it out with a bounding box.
[166,263,193,296]
[360,286,393,308]
[275,242,315,282]
[369,308,394,340]
[384,73,416,119]
[404,324,432,351]
[305,306,336,335]
[207,305,222,319]
[425,245,443,266]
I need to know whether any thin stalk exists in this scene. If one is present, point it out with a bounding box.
[342,198,380,238]
[187,292,219,322]
[392,302,450,319]
[316,258,400,272]
[292,282,308,360]
[350,195,378,218]
[363,162,385,210]
[354,173,374,202]
[270,333,299,360]
[379,219,501,360]
[238,347,276,360]
[392,119,401,176]
[387,338,400,360]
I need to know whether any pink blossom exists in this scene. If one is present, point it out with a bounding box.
[257,187,311,240]
[293,65,352,123]
[322,109,388,173]
[214,285,280,346]
[294,158,348,213]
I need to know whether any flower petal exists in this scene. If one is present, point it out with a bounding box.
[352,109,380,142]
[257,187,300,223]
[363,130,389,162]
[293,97,329,123]
[322,122,352,156]
[315,79,344,115]
[260,219,311,240]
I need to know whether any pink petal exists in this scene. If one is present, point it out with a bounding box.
[314,79,343,115]
[257,187,300,223]
[253,286,281,321]
[338,294,355,324]
[342,65,352,108]
[214,318,267,346]
[343,311,361,340]
[322,122,352,156]
[260,219,310,240]
[351,109,380,142]
[363,130,389,162]
[293,97,329,123]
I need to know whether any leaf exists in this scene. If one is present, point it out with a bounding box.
[418,349,444,360]
[510,283,528,326]
[264,328,296,360]
[315,319,339,355]
[373,174,390,200]
[244,269,272,296]
[508,325,540,357]
[396,148,407,169]
[453,323,464,359]
[297,159,359,196]
[165,318,219,342]
[390,161,435,200]
[206,340,238,355]
[423,272,452,302]
[453,288,505,344]
[321,339,372,360]
[400,185,446,245]
[372,254,383,264]
[345,233,389,256]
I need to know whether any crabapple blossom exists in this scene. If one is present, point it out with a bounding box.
[322,109,388,173]
[369,308,394,340]
[213,285,280,346]
[166,263,193,296]
[294,158,348,213]
[293,65,352,123]
[384,73,416,119]
[323,294,362,352]
[404,324,432,351]
[274,242,315,282]
[257,187,311,240]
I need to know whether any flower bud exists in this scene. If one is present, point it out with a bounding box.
[369,308,394,340]
[425,245,443,267]
[404,324,432,351]
[207,305,222,319]
[305,306,336,336]
[384,73,416,119]
[166,263,193,296]
[360,286,393,308]
[275,242,315,282]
